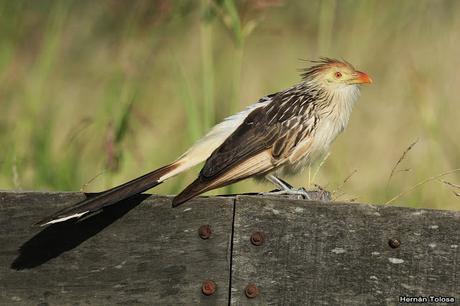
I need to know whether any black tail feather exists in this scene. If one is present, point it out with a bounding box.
[36,163,178,226]
[172,175,237,207]
[172,177,209,207]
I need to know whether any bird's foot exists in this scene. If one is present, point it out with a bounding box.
[262,175,311,200]
[264,187,312,200]
[261,175,332,201]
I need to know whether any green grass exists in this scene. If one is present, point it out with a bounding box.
[0,0,459,210]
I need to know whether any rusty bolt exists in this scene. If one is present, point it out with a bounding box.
[388,238,401,249]
[245,283,260,298]
[250,231,265,246]
[201,280,217,296]
[198,225,212,239]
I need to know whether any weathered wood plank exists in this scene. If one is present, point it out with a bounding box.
[2,192,459,305]
[0,192,234,305]
[230,195,460,306]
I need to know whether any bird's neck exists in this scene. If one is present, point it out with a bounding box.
[327,85,360,133]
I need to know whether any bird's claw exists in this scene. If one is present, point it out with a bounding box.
[261,187,312,200]
[294,187,311,200]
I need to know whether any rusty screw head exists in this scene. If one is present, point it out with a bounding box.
[201,280,217,296]
[198,225,212,239]
[250,231,265,246]
[245,283,259,298]
[388,238,401,249]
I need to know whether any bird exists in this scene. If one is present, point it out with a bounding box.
[36,58,372,226]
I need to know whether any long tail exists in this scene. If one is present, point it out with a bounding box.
[35,162,180,226]
[36,102,266,226]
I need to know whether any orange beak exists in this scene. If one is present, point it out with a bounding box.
[351,71,373,85]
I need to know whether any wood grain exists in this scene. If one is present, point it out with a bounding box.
[0,192,234,305]
[1,192,459,305]
[230,195,460,306]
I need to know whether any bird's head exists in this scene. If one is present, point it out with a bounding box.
[301,58,372,90]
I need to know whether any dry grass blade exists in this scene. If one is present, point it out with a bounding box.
[328,169,357,201]
[80,171,107,192]
[342,169,358,185]
[387,138,418,186]
[396,168,412,173]
[306,153,332,196]
[332,169,358,194]
[385,168,460,204]
[440,180,460,190]
[333,191,346,201]
[310,152,330,186]
[439,180,460,198]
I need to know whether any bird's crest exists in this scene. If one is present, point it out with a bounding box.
[300,57,354,80]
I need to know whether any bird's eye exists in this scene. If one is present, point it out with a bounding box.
[335,71,342,78]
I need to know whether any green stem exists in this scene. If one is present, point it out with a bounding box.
[201,0,215,131]
[172,55,202,142]
[317,0,336,54]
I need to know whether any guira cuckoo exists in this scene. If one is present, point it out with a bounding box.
[37,58,372,226]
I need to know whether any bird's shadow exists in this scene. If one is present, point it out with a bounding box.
[10,190,330,270]
[10,194,149,270]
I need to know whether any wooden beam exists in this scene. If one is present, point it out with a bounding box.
[230,195,460,305]
[0,192,459,305]
[0,192,234,305]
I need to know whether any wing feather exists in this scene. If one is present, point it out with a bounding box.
[173,83,324,206]
[172,150,273,206]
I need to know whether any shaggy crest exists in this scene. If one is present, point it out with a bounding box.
[300,57,355,80]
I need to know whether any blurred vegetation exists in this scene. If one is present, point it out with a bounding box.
[0,0,459,210]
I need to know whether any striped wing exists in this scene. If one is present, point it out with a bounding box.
[202,87,318,178]
[172,85,320,206]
